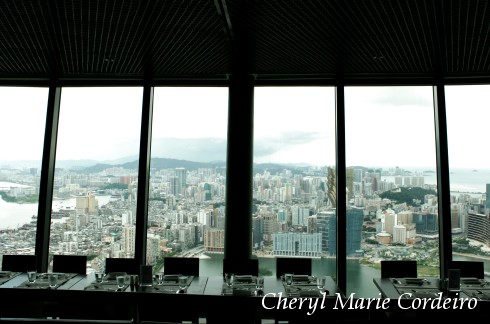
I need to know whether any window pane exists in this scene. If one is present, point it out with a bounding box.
[253,87,336,277]
[446,85,490,277]
[49,87,143,273]
[345,86,438,297]
[148,87,228,276]
[0,87,48,259]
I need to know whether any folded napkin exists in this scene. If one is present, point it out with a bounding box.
[162,274,181,283]
[232,287,255,296]
[412,291,439,298]
[106,272,127,280]
[0,271,12,278]
[164,274,180,280]
[404,278,424,285]
[464,290,490,300]
[462,279,483,285]
[299,289,321,297]
[293,275,311,281]
[234,275,254,283]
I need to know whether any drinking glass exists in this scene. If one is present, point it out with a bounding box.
[27,271,37,284]
[116,275,126,290]
[224,273,234,287]
[284,273,294,286]
[157,273,164,285]
[48,273,58,288]
[255,276,264,291]
[178,276,189,291]
[317,276,327,292]
[95,272,104,283]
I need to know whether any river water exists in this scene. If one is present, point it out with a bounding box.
[0,189,115,230]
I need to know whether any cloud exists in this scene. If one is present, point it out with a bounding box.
[369,87,433,107]
[151,137,227,162]
[253,131,327,158]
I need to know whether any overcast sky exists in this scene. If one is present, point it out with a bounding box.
[1,85,489,170]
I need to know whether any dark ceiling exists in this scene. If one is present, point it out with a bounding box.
[0,0,489,84]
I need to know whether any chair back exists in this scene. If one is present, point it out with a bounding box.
[105,258,140,275]
[163,257,199,276]
[223,258,258,276]
[380,260,417,278]
[448,260,484,279]
[276,257,311,278]
[1,254,37,272]
[52,255,87,274]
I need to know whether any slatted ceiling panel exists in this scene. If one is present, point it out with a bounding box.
[445,0,490,73]
[0,0,50,75]
[1,0,490,81]
[341,0,437,74]
[150,0,231,75]
[51,0,151,76]
[228,0,341,75]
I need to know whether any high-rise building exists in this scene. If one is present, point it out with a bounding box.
[122,225,135,257]
[486,184,490,210]
[383,209,396,234]
[316,210,336,254]
[175,167,187,195]
[412,212,438,234]
[450,203,461,229]
[319,207,363,256]
[272,232,322,257]
[397,211,413,225]
[346,207,364,255]
[252,216,264,249]
[393,224,407,243]
[203,228,224,252]
[291,206,310,226]
[467,212,490,246]
[76,193,98,215]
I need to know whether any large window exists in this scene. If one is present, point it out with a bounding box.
[345,86,438,297]
[0,87,48,259]
[446,85,490,275]
[253,87,336,277]
[48,87,143,273]
[147,87,228,276]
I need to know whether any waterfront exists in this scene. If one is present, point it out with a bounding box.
[0,196,37,230]
[0,192,115,230]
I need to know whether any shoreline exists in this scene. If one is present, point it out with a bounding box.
[453,252,490,261]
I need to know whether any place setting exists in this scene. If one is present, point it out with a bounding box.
[84,271,129,292]
[0,270,21,285]
[145,273,193,294]
[221,273,264,296]
[391,277,431,287]
[16,271,76,289]
[282,274,330,297]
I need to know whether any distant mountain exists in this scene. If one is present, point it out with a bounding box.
[76,158,226,173]
[122,158,226,170]
[252,162,315,174]
[2,157,319,174]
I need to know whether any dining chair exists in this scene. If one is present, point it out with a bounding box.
[380,260,417,278]
[223,258,258,276]
[52,255,87,274]
[105,257,140,275]
[275,257,311,278]
[448,260,484,279]
[163,257,199,276]
[1,254,37,272]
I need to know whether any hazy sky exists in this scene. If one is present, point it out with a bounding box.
[1,85,489,169]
